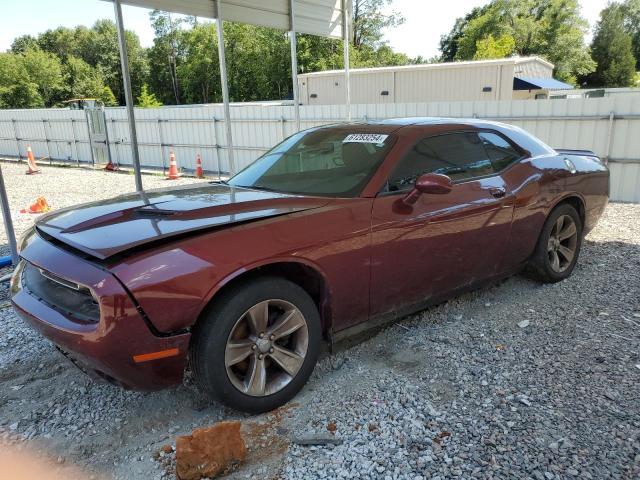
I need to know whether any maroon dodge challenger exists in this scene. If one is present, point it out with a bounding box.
[11,118,609,413]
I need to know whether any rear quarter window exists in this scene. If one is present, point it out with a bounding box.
[479,131,523,171]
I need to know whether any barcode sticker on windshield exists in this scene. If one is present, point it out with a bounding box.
[343,133,388,144]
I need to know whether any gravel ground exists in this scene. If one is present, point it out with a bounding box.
[0,161,638,479]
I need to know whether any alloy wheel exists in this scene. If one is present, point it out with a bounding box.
[547,214,578,273]
[224,299,309,397]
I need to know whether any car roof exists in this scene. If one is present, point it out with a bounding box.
[310,117,521,137]
[371,117,510,128]
[331,117,512,130]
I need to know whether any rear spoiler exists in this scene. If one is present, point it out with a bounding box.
[555,148,598,158]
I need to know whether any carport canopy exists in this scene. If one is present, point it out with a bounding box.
[513,77,574,90]
[102,0,352,191]
[114,0,347,38]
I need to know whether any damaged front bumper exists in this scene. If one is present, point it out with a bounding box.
[10,233,190,390]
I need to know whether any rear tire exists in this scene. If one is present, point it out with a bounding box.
[527,203,583,283]
[190,276,321,413]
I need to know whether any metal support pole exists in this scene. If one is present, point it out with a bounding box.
[0,166,18,265]
[113,0,143,192]
[215,0,236,175]
[342,0,351,122]
[289,0,300,132]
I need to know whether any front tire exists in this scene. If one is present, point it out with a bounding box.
[190,276,321,413]
[527,203,583,283]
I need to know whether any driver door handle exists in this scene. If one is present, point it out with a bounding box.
[489,187,506,199]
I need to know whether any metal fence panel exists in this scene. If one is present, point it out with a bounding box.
[0,96,638,202]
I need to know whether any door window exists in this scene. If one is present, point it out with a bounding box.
[387,131,495,191]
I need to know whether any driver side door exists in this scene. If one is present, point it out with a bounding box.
[369,130,516,319]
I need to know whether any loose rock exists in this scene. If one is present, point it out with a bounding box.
[175,421,246,480]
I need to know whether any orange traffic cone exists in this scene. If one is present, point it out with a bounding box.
[104,159,118,171]
[20,196,50,214]
[195,153,204,179]
[166,150,180,180]
[25,145,40,175]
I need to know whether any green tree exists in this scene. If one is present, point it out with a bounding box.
[620,0,640,69]
[88,20,149,105]
[148,11,185,104]
[10,35,38,54]
[20,48,65,106]
[587,4,636,87]
[352,0,405,47]
[22,22,149,105]
[440,0,596,84]
[439,6,490,61]
[473,34,516,60]
[0,53,43,108]
[64,55,107,100]
[37,27,78,59]
[176,23,218,104]
[137,84,163,107]
[100,86,118,106]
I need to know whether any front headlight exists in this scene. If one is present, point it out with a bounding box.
[17,227,36,254]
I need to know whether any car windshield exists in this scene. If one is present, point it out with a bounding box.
[228,128,395,197]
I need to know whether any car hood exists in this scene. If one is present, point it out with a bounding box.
[36,183,331,260]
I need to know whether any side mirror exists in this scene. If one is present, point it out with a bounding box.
[403,173,452,205]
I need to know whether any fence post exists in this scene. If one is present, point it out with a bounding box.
[213,116,221,180]
[11,118,22,162]
[70,119,80,166]
[11,119,20,161]
[605,111,615,164]
[84,109,96,167]
[42,119,52,164]
[157,119,166,175]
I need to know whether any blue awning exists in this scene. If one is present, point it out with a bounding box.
[513,77,573,90]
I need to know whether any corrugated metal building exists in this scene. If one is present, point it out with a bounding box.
[297,56,570,104]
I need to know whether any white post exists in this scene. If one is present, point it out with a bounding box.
[113,0,143,192]
[342,0,351,122]
[215,0,236,175]
[289,0,301,132]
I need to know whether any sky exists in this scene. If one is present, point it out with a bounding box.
[1,0,609,59]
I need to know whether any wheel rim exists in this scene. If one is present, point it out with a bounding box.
[224,299,309,397]
[547,214,578,273]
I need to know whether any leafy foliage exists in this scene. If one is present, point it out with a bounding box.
[2,21,147,107]
[439,6,489,62]
[352,0,405,47]
[618,0,640,69]
[137,84,163,107]
[473,34,516,60]
[0,53,43,108]
[439,0,596,84]
[585,3,637,87]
